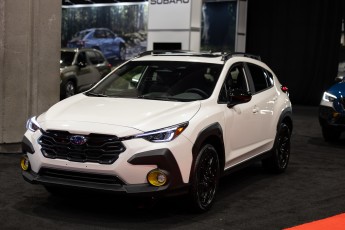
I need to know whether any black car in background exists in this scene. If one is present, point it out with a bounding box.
[60,48,112,99]
[319,76,345,141]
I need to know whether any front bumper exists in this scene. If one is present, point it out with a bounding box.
[22,146,190,197]
[319,105,345,128]
[22,169,189,197]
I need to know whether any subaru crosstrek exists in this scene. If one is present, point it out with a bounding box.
[67,28,126,60]
[319,76,345,141]
[21,51,293,212]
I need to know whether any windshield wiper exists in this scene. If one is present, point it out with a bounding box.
[85,92,108,97]
[138,95,182,102]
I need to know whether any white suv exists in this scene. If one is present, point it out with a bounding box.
[21,51,292,212]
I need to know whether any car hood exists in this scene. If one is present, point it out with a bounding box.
[38,94,200,136]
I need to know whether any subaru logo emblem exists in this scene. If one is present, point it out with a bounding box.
[70,135,87,145]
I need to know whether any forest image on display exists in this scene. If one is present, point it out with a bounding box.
[61,3,148,58]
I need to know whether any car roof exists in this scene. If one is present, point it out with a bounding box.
[78,28,110,32]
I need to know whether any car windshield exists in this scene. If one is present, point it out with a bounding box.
[86,61,223,101]
[60,51,75,67]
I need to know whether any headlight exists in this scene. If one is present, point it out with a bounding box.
[133,122,188,143]
[26,116,40,132]
[322,92,337,102]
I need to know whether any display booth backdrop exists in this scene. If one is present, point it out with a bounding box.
[246,0,345,105]
[61,0,345,106]
[201,1,237,52]
[62,1,240,58]
[61,3,148,60]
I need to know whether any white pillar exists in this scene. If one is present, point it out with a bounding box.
[235,0,248,52]
[147,0,202,51]
[0,0,61,152]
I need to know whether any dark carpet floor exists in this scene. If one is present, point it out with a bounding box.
[1,105,345,230]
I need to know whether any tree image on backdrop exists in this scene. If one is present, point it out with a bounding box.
[61,3,148,60]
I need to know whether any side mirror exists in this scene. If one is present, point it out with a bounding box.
[77,62,87,68]
[335,76,344,83]
[227,89,252,108]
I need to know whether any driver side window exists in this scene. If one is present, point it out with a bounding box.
[219,63,248,103]
[76,52,87,65]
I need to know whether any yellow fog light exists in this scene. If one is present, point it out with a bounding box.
[20,155,30,171]
[147,169,168,187]
[333,112,340,118]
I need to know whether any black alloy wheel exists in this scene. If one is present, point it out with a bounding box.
[263,122,291,173]
[190,144,220,212]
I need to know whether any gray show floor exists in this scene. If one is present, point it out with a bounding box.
[1,105,345,230]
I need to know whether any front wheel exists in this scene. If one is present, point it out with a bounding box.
[190,144,220,212]
[118,45,126,60]
[262,122,291,173]
[63,80,76,99]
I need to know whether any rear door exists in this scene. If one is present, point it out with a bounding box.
[87,51,110,78]
[245,62,278,145]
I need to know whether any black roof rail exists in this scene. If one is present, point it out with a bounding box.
[221,52,261,61]
[137,50,187,57]
[136,50,222,58]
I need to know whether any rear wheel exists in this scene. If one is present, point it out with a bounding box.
[262,122,291,173]
[190,144,220,212]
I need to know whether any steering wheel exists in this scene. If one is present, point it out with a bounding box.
[185,88,209,98]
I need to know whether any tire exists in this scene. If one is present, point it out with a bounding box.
[118,45,126,60]
[63,80,76,98]
[322,126,341,142]
[190,144,220,212]
[262,122,291,173]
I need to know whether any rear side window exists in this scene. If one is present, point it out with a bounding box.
[95,52,105,63]
[105,30,114,39]
[265,70,274,87]
[246,63,273,93]
[87,51,105,65]
[94,30,106,39]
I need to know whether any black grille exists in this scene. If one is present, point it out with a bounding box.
[38,130,126,164]
[39,168,124,185]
